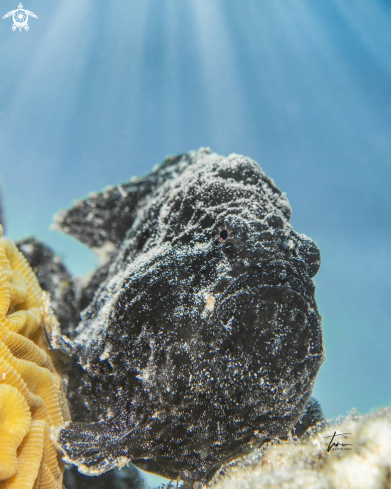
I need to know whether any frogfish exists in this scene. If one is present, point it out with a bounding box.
[53,148,324,485]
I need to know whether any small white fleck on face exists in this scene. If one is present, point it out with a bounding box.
[205,295,215,312]
[201,294,216,319]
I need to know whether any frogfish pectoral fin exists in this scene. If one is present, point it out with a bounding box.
[53,420,131,476]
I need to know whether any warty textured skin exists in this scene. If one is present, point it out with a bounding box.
[55,148,324,484]
[17,237,79,339]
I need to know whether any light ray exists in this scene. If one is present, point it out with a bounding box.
[189,0,248,149]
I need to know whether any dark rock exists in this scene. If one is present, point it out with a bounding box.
[16,237,79,339]
[63,463,143,489]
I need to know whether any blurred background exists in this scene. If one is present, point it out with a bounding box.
[0,0,390,433]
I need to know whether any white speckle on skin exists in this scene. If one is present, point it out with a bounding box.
[202,295,216,318]
[99,350,110,361]
[118,185,128,198]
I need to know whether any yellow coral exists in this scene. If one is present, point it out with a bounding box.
[0,225,70,489]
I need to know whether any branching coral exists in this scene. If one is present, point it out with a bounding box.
[0,225,70,489]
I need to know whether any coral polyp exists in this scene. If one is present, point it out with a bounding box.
[0,225,70,489]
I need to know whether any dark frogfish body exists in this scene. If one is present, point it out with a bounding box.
[54,149,324,484]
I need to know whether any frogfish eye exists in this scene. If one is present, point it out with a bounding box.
[219,229,229,241]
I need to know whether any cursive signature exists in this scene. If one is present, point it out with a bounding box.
[323,431,353,452]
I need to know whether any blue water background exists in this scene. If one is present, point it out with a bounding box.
[0,0,390,426]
